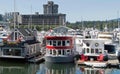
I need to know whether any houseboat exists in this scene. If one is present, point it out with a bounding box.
[77,39,108,61]
[97,32,116,54]
[44,26,75,63]
[0,28,42,62]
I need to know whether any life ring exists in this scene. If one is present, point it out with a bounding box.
[95,43,99,47]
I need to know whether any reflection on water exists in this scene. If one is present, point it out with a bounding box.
[0,61,39,74]
[0,61,120,74]
[44,62,75,74]
[79,67,105,74]
[78,66,120,74]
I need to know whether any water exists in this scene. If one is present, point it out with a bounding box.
[0,61,120,74]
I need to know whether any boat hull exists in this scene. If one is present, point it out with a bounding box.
[45,55,74,63]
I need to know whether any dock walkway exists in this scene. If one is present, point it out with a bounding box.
[77,54,120,68]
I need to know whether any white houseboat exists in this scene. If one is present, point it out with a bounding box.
[76,39,108,61]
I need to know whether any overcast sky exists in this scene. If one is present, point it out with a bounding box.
[1,0,120,22]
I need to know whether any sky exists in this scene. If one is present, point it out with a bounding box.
[0,0,120,22]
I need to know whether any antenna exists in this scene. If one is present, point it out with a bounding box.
[81,17,84,30]
[28,5,32,29]
[13,0,16,41]
[117,11,119,28]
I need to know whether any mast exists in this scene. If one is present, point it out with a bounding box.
[117,11,119,28]
[28,5,32,29]
[81,17,84,30]
[13,0,16,41]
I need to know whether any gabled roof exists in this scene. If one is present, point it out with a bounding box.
[53,26,75,33]
[17,28,34,36]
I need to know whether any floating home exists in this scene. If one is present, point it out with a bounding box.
[0,28,43,61]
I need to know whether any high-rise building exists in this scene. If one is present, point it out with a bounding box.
[43,1,58,14]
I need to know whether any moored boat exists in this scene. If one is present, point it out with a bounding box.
[44,26,75,63]
[0,28,43,62]
[76,39,109,67]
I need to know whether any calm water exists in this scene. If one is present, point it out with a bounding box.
[0,61,120,74]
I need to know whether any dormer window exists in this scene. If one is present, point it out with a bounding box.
[86,43,90,47]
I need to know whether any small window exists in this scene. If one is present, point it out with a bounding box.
[99,49,102,54]
[53,50,56,55]
[50,50,52,54]
[58,50,61,55]
[87,48,89,53]
[67,50,70,53]
[57,41,61,46]
[53,41,56,46]
[86,43,90,47]
[91,48,94,53]
[66,40,70,46]
[66,50,70,55]
[47,40,50,45]
[62,41,65,46]
[95,49,98,53]
[62,50,65,55]
[50,41,52,45]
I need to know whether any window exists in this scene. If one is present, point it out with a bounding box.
[53,41,56,46]
[83,48,85,53]
[99,49,102,54]
[91,48,94,53]
[58,50,61,55]
[3,49,21,56]
[86,43,90,47]
[57,41,61,46]
[62,50,65,55]
[62,41,65,46]
[50,50,52,54]
[50,40,52,45]
[66,50,71,55]
[53,50,56,55]
[95,49,98,53]
[66,40,70,46]
[87,48,89,53]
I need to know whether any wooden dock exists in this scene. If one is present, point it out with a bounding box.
[28,54,45,63]
[76,59,120,68]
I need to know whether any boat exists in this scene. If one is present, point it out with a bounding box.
[77,39,108,61]
[76,39,109,67]
[0,28,43,62]
[0,22,11,39]
[44,26,75,63]
[97,32,116,54]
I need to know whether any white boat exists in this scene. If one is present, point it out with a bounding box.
[0,22,11,39]
[76,39,108,61]
[84,61,107,68]
[44,26,75,63]
[97,32,116,54]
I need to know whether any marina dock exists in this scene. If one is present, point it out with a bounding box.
[76,54,120,68]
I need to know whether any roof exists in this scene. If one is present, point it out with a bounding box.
[53,26,75,33]
[17,28,34,36]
